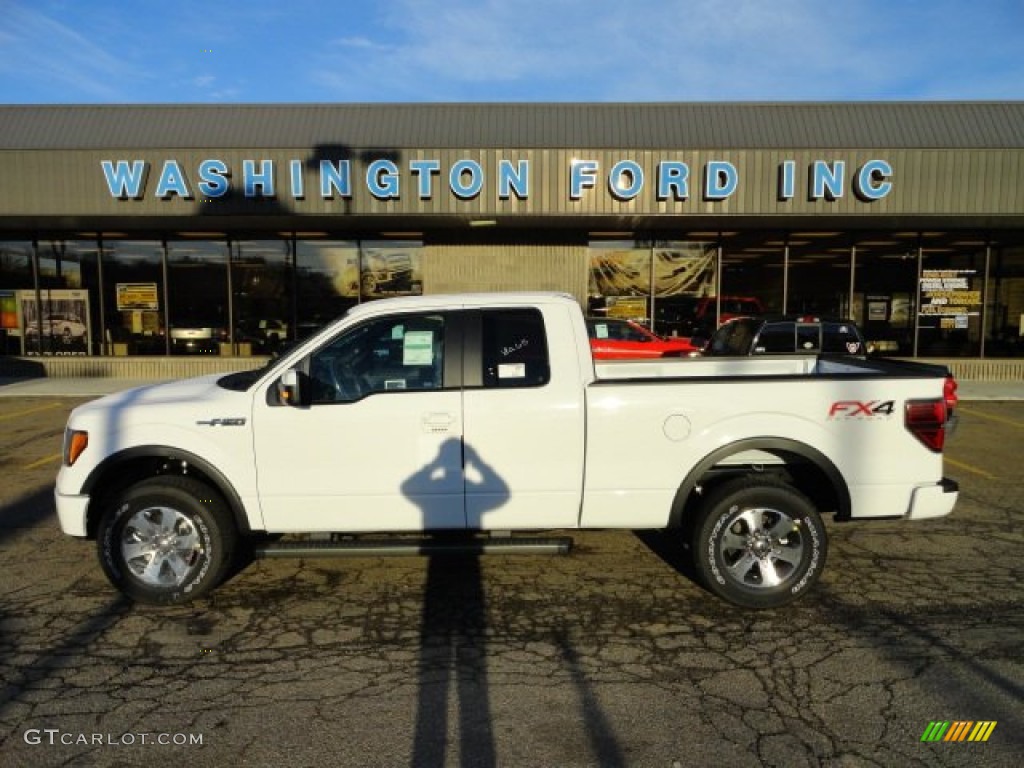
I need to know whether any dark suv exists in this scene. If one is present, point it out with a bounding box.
[703,316,869,357]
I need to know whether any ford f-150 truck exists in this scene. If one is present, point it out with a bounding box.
[55,293,959,609]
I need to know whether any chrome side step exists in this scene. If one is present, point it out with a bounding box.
[253,535,573,559]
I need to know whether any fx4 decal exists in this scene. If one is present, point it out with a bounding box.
[828,400,896,419]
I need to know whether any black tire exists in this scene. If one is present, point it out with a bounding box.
[96,476,237,605]
[692,476,827,609]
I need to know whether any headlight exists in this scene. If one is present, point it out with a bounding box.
[63,429,89,467]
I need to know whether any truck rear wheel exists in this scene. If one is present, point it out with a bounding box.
[97,476,236,605]
[692,477,827,609]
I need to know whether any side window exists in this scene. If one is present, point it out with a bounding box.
[481,309,550,388]
[724,319,755,355]
[308,313,445,404]
[756,322,795,354]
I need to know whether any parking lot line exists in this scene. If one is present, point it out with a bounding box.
[0,401,63,421]
[957,406,1024,430]
[24,452,62,470]
[945,456,997,480]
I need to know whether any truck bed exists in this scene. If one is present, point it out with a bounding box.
[593,355,949,382]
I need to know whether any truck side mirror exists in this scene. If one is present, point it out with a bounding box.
[279,368,311,407]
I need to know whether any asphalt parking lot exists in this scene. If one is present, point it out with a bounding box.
[0,396,1022,767]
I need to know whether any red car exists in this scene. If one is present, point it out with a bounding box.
[586,317,699,360]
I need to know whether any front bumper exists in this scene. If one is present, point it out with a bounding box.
[905,477,959,520]
[55,488,91,537]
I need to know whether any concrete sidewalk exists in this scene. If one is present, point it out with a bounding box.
[1,376,1021,400]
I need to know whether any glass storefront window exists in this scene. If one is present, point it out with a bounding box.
[101,240,167,355]
[986,245,1024,357]
[651,239,719,337]
[916,243,986,357]
[33,240,98,355]
[167,240,229,355]
[589,238,719,337]
[853,238,919,356]
[587,240,652,323]
[232,240,292,355]
[717,234,785,326]
[0,241,35,355]
[784,235,851,318]
[359,240,423,300]
[295,240,361,339]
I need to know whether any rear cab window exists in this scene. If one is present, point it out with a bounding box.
[481,309,550,388]
[822,322,864,355]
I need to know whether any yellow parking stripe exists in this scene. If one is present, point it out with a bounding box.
[945,457,997,480]
[0,402,63,421]
[958,406,1024,429]
[24,452,62,470]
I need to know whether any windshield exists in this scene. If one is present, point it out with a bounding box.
[587,319,652,342]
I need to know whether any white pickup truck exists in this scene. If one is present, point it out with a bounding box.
[55,293,959,609]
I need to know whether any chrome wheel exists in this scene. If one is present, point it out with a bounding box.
[120,505,202,588]
[693,477,827,609]
[718,506,805,589]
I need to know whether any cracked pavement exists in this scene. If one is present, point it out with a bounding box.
[1,397,1021,767]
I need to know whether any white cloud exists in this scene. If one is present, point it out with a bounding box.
[0,5,135,100]
[309,0,1024,101]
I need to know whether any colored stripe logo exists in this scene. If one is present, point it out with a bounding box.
[921,721,997,742]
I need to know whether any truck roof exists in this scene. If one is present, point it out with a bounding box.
[344,291,579,318]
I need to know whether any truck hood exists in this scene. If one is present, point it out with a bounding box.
[70,373,247,428]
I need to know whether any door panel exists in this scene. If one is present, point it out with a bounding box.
[253,311,466,532]
[462,307,585,529]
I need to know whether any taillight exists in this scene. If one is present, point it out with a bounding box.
[943,375,958,416]
[905,399,946,452]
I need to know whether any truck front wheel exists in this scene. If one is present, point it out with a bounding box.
[96,477,237,605]
[692,477,827,609]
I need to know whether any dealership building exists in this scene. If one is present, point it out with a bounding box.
[1,102,1023,365]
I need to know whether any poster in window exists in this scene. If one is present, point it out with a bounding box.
[918,269,981,321]
[868,301,888,321]
[18,289,91,355]
[116,282,160,311]
[360,248,423,299]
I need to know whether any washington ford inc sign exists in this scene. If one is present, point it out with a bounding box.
[100,158,894,204]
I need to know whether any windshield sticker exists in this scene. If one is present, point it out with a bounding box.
[594,324,609,339]
[498,363,526,379]
[403,330,434,365]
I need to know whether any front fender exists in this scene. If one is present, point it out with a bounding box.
[80,442,259,536]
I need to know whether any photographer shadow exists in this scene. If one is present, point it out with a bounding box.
[402,438,508,768]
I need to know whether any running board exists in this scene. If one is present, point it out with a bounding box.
[253,535,573,559]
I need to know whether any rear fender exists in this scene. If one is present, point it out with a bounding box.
[669,437,851,529]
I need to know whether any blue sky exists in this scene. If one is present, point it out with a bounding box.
[2,0,1023,103]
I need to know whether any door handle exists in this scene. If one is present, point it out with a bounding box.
[422,412,456,433]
